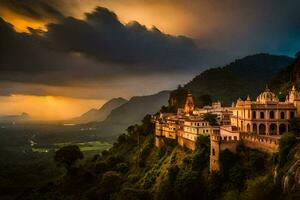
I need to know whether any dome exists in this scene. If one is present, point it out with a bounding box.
[256,86,278,103]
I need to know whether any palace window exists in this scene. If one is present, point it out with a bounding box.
[269,111,274,119]
[260,112,265,119]
[280,112,285,119]
[252,111,256,119]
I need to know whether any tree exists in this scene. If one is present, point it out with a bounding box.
[54,145,83,171]
[289,117,300,136]
[203,113,218,126]
[198,94,212,108]
[97,171,123,200]
[278,133,297,166]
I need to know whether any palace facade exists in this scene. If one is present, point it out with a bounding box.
[155,92,229,150]
[210,86,300,171]
[154,86,300,172]
[231,86,298,136]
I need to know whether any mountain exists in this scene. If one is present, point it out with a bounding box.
[71,98,128,124]
[83,91,170,141]
[104,91,170,124]
[179,53,293,105]
[0,112,31,123]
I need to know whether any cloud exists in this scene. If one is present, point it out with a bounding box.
[43,7,200,69]
[0,0,64,21]
[0,7,208,98]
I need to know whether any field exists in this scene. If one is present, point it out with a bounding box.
[0,122,115,199]
[32,141,112,154]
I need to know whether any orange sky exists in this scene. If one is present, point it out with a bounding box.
[0,95,104,120]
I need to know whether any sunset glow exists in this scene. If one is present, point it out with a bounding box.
[0,8,46,32]
[0,95,104,120]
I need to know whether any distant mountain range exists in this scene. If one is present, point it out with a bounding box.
[179,53,293,105]
[0,112,31,123]
[70,97,128,124]
[80,91,170,140]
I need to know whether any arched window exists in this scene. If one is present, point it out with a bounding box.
[252,111,256,119]
[280,112,285,119]
[279,124,286,135]
[260,112,265,119]
[270,124,277,135]
[247,124,251,132]
[253,124,257,134]
[259,124,266,135]
[269,111,274,119]
[212,148,215,156]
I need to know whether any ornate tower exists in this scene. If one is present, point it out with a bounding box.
[287,85,300,116]
[184,91,195,115]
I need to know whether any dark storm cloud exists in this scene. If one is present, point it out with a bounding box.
[0,7,206,91]
[43,7,200,69]
[0,0,64,20]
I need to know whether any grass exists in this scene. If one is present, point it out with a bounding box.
[32,141,112,154]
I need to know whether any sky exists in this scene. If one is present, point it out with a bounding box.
[0,0,299,120]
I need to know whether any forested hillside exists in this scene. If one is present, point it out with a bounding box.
[270,52,300,98]
[178,54,292,106]
[22,115,300,200]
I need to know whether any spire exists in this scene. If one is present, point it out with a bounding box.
[292,85,296,91]
[265,84,270,92]
[246,95,251,101]
[184,91,194,115]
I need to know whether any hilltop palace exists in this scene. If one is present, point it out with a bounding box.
[154,86,300,171]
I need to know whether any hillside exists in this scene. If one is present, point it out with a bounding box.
[182,53,292,105]
[22,116,300,200]
[71,98,128,124]
[270,52,300,96]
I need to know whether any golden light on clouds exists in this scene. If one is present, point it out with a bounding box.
[0,8,46,32]
[0,95,104,120]
[0,0,193,35]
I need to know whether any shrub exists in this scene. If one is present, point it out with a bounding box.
[95,161,108,174]
[278,133,297,166]
[174,170,207,200]
[241,176,281,200]
[97,171,123,199]
[248,150,266,173]
[116,162,129,174]
[116,188,153,200]
[54,145,83,171]
[168,165,179,185]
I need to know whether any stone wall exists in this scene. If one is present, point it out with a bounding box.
[240,133,279,153]
[177,136,196,150]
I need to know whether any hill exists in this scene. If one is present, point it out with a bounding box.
[0,112,31,123]
[270,52,300,96]
[70,98,128,124]
[81,91,170,141]
[104,91,170,124]
[22,116,300,200]
[181,53,292,105]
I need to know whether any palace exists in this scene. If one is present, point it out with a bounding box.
[155,92,231,150]
[154,86,300,171]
